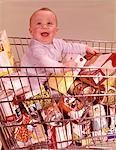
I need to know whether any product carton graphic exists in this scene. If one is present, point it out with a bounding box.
[0,30,14,76]
[80,53,116,85]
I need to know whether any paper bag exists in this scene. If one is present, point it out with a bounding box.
[0,30,14,76]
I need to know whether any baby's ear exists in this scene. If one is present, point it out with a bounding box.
[29,27,32,34]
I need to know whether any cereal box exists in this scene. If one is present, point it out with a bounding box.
[0,30,14,76]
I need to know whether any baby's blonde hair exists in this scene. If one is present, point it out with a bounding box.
[29,7,58,26]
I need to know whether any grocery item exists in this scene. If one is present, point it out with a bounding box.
[68,79,96,104]
[1,71,30,93]
[14,113,46,147]
[0,89,16,122]
[48,121,72,149]
[89,104,108,131]
[80,53,116,85]
[58,96,84,114]
[0,30,14,76]
[41,102,63,126]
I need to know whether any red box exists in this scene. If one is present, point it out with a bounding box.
[80,53,116,86]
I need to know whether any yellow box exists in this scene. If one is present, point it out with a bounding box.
[48,71,75,95]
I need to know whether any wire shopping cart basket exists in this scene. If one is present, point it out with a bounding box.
[0,37,116,150]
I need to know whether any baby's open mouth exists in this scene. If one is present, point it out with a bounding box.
[41,32,49,37]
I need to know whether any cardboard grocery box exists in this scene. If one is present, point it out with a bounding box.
[80,53,116,86]
[84,53,115,70]
[0,30,14,76]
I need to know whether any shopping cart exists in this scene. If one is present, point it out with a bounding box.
[0,37,116,150]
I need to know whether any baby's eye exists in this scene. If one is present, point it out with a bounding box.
[37,22,41,25]
[47,22,52,25]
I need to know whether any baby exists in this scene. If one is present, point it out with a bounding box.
[21,7,98,86]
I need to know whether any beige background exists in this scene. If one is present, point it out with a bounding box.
[0,0,116,41]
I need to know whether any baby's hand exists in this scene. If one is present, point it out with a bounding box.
[63,60,77,72]
[64,60,77,67]
[86,46,99,55]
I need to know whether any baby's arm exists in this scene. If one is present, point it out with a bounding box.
[32,54,77,73]
[59,39,99,57]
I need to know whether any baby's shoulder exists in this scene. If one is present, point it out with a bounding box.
[53,38,66,49]
[53,38,65,43]
[30,39,42,47]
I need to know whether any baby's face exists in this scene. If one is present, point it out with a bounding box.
[29,10,58,44]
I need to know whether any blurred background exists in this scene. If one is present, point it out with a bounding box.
[0,0,116,40]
